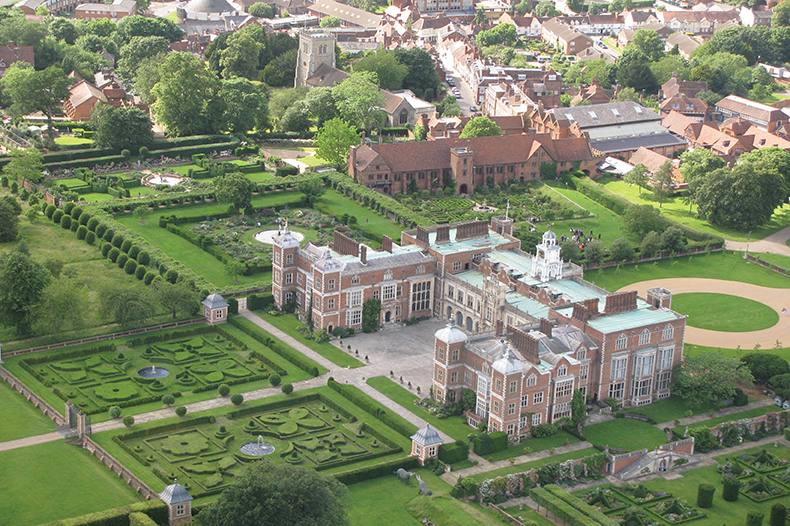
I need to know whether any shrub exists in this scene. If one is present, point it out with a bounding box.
[109,406,121,418]
[748,511,765,526]
[532,423,559,438]
[108,248,120,262]
[45,204,56,218]
[473,433,494,455]
[144,271,156,285]
[124,259,137,274]
[269,373,281,386]
[723,476,741,501]
[60,214,72,229]
[95,223,107,238]
[117,253,129,268]
[70,220,79,232]
[85,231,96,244]
[161,394,175,406]
[733,388,749,407]
[439,441,469,464]
[53,209,64,223]
[139,146,150,159]
[111,233,124,248]
[79,211,91,225]
[121,149,131,160]
[175,406,187,417]
[165,269,178,284]
[218,384,230,396]
[87,217,99,231]
[697,483,715,508]
[64,202,75,214]
[135,265,147,280]
[282,383,293,395]
[771,504,786,526]
[128,245,141,259]
[103,228,115,242]
[121,239,133,253]
[230,393,243,405]
[101,242,112,256]
[122,415,135,427]
[76,225,88,239]
[70,205,83,220]
[137,250,150,265]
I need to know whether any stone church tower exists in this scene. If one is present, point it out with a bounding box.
[294,29,336,87]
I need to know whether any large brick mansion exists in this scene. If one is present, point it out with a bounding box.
[272,217,686,439]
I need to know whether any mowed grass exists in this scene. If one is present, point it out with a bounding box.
[347,468,505,526]
[256,311,364,368]
[366,376,472,442]
[464,448,597,483]
[0,379,56,441]
[0,440,140,526]
[752,252,790,270]
[54,136,94,146]
[672,293,779,332]
[686,342,790,362]
[582,419,667,451]
[601,178,790,242]
[675,404,777,430]
[315,189,405,242]
[622,396,717,423]
[589,251,790,291]
[487,430,581,462]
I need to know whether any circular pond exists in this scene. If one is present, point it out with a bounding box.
[138,365,170,379]
[253,229,306,245]
[240,436,275,456]
[142,173,185,187]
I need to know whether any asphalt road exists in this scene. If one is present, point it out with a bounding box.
[438,51,478,116]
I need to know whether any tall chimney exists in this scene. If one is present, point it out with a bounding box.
[360,245,367,264]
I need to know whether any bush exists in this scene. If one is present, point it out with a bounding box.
[473,433,494,455]
[109,406,122,418]
[124,259,138,274]
[121,149,131,160]
[123,415,135,427]
[121,239,133,253]
[64,202,76,214]
[165,269,179,284]
[733,388,749,407]
[161,394,175,406]
[108,248,121,263]
[103,228,115,242]
[139,146,150,159]
[175,406,187,417]
[60,215,72,229]
[438,441,469,464]
[111,233,124,248]
[135,265,147,280]
[45,203,56,218]
[532,423,559,438]
[85,231,96,244]
[76,225,88,239]
[128,245,141,259]
[748,511,765,526]
[697,483,715,508]
[218,384,230,396]
[771,504,786,526]
[137,250,150,266]
[723,476,741,501]
[53,209,64,223]
[87,217,99,231]
[269,373,281,386]
[95,223,107,238]
[230,393,243,405]
[144,271,156,285]
[70,205,83,220]
[282,383,293,395]
[117,253,129,268]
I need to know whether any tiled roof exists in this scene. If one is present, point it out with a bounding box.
[716,95,785,123]
[0,45,34,71]
[69,80,106,109]
[549,101,661,129]
[305,63,349,88]
[310,0,381,28]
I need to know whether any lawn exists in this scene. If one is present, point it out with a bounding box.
[622,396,717,424]
[300,155,331,167]
[347,468,505,526]
[255,312,363,368]
[582,419,667,451]
[601,178,790,243]
[752,252,790,270]
[672,293,779,332]
[686,343,790,362]
[315,189,405,242]
[54,136,94,146]
[502,503,562,526]
[464,447,597,483]
[366,376,472,442]
[588,251,790,291]
[0,379,56,442]
[676,404,778,430]
[487,430,581,462]
[0,440,140,526]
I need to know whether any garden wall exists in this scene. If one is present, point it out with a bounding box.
[0,366,66,426]
[81,436,158,500]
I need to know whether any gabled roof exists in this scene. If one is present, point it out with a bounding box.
[305,63,349,88]
[69,80,106,109]
[159,482,193,505]
[548,101,660,129]
[309,0,381,28]
[0,45,34,71]
[716,95,785,123]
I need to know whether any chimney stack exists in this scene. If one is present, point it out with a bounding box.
[360,245,367,264]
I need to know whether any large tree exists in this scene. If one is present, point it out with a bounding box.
[214,172,256,212]
[741,353,790,386]
[0,249,50,334]
[679,147,725,187]
[33,279,87,335]
[392,47,440,95]
[91,105,153,151]
[196,462,349,526]
[219,77,268,133]
[315,118,360,166]
[151,52,222,136]
[3,148,43,183]
[0,199,20,243]
[354,49,408,91]
[303,87,338,127]
[628,29,664,62]
[332,72,386,131]
[672,352,754,407]
[622,204,667,238]
[1,64,72,139]
[117,35,170,81]
[616,49,659,94]
[101,287,156,329]
[651,160,674,207]
[624,163,648,194]
[459,116,503,138]
[219,31,263,80]
[155,281,199,319]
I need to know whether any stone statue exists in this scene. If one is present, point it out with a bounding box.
[416,475,432,496]
[394,468,415,484]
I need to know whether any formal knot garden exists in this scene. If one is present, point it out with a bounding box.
[14,325,293,415]
[111,389,405,498]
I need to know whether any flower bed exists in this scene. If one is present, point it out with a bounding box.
[579,487,629,513]
[649,498,704,524]
[612,484,672,505]
[740,476,790,502]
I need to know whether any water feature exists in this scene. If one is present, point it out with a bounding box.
[141,172,185,188]
[253,229,306,245]
[137,365,170,379]
[240,435,275,456]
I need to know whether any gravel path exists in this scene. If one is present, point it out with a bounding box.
[618,278,790,348]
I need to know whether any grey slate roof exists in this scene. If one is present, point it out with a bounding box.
[550,101,661,129]
[590,133,687,153]
[411,425,443,446]
[159,482,193,504]
[202,293,228,310]
[183,0,237,13]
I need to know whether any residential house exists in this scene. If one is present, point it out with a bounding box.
[715,95,788,133]
[416,0,474,14]
[570,79,616,106]
[658,93,711,121]
[664,32,701,60]
[576,46,615,63]
[656,10,740,34]
[759,63,790,86]
[496,13,543,37]
[623,9,659,28]
[541,18,593,55]
[739,5,772,26]
[0,44,34,77]
[659,72,708,100]
[74,0,135,20]
[628,146,684,188]
[307,0,381,28]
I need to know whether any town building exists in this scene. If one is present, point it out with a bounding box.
[714,95,788,134]
[271,218,687,442]
[663,33,701,60]
[0,44,34,77]
[74,0,135,20]
[659,73,707,100]
[658,93,711,121]
[541,18,593,55]
[307,0,381,28]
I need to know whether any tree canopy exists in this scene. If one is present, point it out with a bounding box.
[354,49,408,91]
[672,352,753,407]
[459,116,503,138]
[0,248,50,334]
[1,63,72,138]
[315,118,360,166]
[91,105,153,151]
[741,353,790,386]
[214,172,256,212]
[332,72,386,131]
[622,204,667,238]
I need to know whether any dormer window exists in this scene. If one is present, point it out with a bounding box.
[558,365,567,376]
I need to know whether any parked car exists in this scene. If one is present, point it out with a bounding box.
[470,105,478,112]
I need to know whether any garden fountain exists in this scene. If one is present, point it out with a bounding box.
[138,364,170,379]
[141,171,185,187]
[240,435,275,456]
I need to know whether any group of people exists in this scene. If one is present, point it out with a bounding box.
[560,228,601,250]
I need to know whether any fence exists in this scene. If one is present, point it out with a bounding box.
[4,318,204,358]
[81,436,158,500]
[0,366,66,426]
[745,254,790,278]
[489,503,529,525]
[582,245,723,270]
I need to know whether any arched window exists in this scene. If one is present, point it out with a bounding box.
[558,365,567,377]
[662,324,674,341]
[399,109,409,125]
[615,333,628,350]
[384,269,393,281]
[638,329,651,346]
[577,347,586,361]
[416,265,425,274]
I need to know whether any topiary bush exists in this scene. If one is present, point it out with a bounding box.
[723,477,741,501]
[117,253,129,268]
[64,202,75,215]
[135,265,147,280]
[697,483,715,508]
[101,242,112,257]
[137,250,150,265]
[144,271,156,285]
[109,406,122,418]
[121,239,133,253]
[79,212,91,225]
[60,215,72,229]
[282,383,293,395]
[124,259,137,275]
[123,415,135,427]
[70,220,80,232]
[103,228,115,242]
[108,248,121,263]
[45,204,56,219]
[771,504,786,526]
[165,269,179,284]
[218,384,230,396]
[95,223,108,238]
[111,233,124,248]
[139,146,149,159]
[230,393,243,405]
[87,217,99,231]
[175,406,187,417]
[269,373,281,386]
[162,394,175,406]
[85,231,96,244]
[70,205,83,220]
[128,245,141,259]
[76,225,88,239]
[53,209,64,223]
[748,511,765,526]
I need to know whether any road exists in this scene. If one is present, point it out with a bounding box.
[438,50,478,116]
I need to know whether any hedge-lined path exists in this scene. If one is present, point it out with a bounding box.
[439,440,594,486]
[727,224,790,258]
[653,397,775,430]
[618,278,790,348]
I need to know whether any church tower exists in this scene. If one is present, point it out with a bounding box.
[530,230,563,283]
[295,29,336,87]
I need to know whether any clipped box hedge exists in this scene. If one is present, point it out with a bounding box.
[334,456,419,486]
[227,316,320,376]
